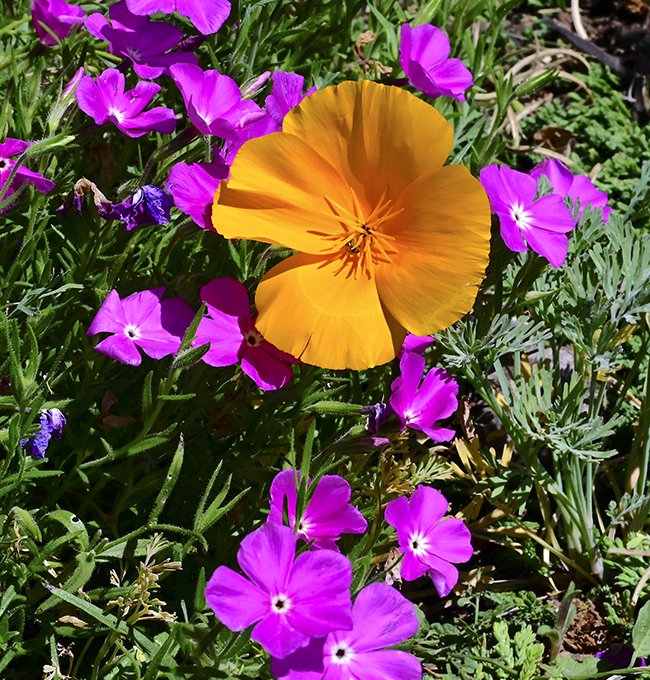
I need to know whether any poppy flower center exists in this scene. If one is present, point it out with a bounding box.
[330,641,354,665]
[244,329,263,347]
[271,594,291,614]
[321,189,401,276]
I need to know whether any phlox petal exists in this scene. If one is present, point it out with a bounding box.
[240,346,293,391]
[286,550,353,638]
[348,650,422,680]
[410,486,449,531]
[93,334,142,366]
[252,612,310,660]
[384,497,412,539]
[87,289,128,335]
[271,636,325,679]
[425,517,473,563]
[176,0,231,35]
[390,352,426,421]
[268,469,299,527]
[200,277,250,321]
[205,565,268,631]
[400,549,429,581]
[497,214,528,253]
[166,160,228,230]
[305,476,367,538]
[407,367,458,427]
[347,583,418,652]
[76,76,109,125]
[125,0,175,13]
[528,194,575,234]
[425,554,460,597]
[522,227,569,269]
[237,523,295,596]
[193,317,242,366]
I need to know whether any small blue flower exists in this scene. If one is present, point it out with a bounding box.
[20,408,67,459]
[100,185,173,231]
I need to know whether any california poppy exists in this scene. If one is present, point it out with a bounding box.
[213,80,490,370]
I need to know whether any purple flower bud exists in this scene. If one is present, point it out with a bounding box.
[21,408,67,459]
[101,185,173,231]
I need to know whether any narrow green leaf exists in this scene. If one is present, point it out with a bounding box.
[148,435,184,524]
[633,600,650,657]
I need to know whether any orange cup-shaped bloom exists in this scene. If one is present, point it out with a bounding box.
[212,80,490,370]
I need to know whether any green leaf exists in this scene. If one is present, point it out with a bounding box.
[148,436,184,524]
[633,600,650,657]
[542,652,600,679]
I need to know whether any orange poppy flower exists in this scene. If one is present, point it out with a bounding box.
[212,80,490,370]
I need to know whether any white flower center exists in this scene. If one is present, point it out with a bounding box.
[330,641,354,665]
[510,203,532,231]
[124,324,141,340]
[108,107,125,123]
[125,45,141,62]
[408,530,430,557]
[271,594,291,615]
[0,156,10,171]
[296,517,312,537]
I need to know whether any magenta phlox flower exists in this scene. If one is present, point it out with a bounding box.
[385,486,473,597]
[400,333,435,357]
[87,288,194,366]
[165,158,229,229]
[0,138,56,213]
[265,71,317,125]
[272,582,422,680]
[76,68,176,138]
[479,163,576,268]
[530,158,611,222]
[170,63,266,139]
[267,470,367,551]
[400,23,472,101]
[21,408,67,460]
[193,278,296,390]
[205,523,353,659]
[85,2,198,79]
[99,184,173,230]
[32,0,84,46]
[124,0,231,35]
[389,352,458,442]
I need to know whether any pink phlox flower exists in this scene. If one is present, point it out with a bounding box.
[530,158,611,222]
[76,68,177,138]
[192,278,297,391]
[87,288,194,366]
[389,352,458,443]
[479,163,576,268]
[0,138,56,213]
[205,523,353,659]
[265,71,317,125]
[170,63,267,139]
[165,157,229,229]
[267,469,367,551]
[124,0,231,36]
[385,485,473,597]
[32,0,84,46]
[85,1,198,79]
[399,333,435,357]
[399,23,473,101]
[271,582,422,680]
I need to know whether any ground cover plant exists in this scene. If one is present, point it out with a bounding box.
[1,0,650,678]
